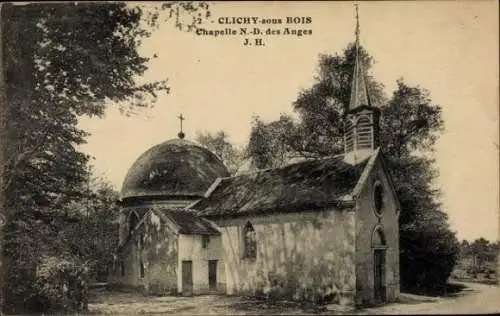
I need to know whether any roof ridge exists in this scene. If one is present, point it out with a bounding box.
[228,153,346,179]
[351,147,381,198]
[204,177,223,198]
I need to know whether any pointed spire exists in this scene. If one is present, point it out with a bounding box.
[348,4,372,111]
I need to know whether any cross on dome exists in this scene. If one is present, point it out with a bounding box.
[178,113,186,139]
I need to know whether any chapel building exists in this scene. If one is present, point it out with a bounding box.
[109,13,401,307]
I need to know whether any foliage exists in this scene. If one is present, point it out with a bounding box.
[246,44,386,166]
[381,80,444,158]
[30,255,89,313]
[0,2,210,313]
[246,115,298,169]
[245,43,460,295]
[56,174,121,282]
[3,172,120,312]
[381,82,458,293]
[455,238,498,278]
[195,130,244,174]
[467,238,498,264]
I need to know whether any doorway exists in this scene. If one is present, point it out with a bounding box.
[182,260,193,296]
[373,249,386,303]
[208,260,217,291]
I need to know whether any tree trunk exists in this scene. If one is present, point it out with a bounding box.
[0,3,10,312]
[497,251,500,285]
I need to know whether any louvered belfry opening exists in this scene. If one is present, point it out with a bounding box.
[344,109,380,164]
[356,116,372,150]
[344,118,356,153]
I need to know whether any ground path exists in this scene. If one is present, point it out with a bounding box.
[356,282,500,315]
[88,281,500,315]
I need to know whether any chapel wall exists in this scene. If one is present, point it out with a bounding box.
[354,158,400,306]
[214,208,356,304]
[178,234,226,295]
[109,211,179,295]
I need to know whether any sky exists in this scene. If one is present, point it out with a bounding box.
[78,1,499,242]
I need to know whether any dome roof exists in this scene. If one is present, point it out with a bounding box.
[121,138,230,200]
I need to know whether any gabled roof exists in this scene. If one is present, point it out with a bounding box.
[192,154,371,218]
[156,209,220,236]
[116,207,220,254]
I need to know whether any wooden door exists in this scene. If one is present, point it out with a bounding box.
[208,260,217,291]
[374,249,386,303]
[182,261,193,296]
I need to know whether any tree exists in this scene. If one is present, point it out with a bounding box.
[469,238,496,273]
[195,130,244,174]
[380,80,459,293]
[247,45,386,165]
[0,2,210,313]
[55,173,121,282]
[245,43,460,294]
[246,115,297,169]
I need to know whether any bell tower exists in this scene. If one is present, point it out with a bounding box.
[344,5,381,165]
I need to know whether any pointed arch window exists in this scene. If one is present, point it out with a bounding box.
[243,222,257,259]
[129,211,139,232]
[372,225,387,249]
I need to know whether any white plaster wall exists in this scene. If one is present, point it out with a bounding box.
[110,211,179,295]
[178,234,225,294]
[215,209,356,303]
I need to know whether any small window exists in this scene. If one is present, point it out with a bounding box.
[243,222,257,259]
[140,261,145,278]
[202,235,210,249]
[120,262,125,277]
[373,181,384,216]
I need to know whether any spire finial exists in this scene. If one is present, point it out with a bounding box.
[348,4,372,111]
[177,113,185,139]
[355,4,360,49]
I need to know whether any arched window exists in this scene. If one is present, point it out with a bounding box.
[129,211,139,232]
[372,226,387,249]
[202,235,210,249]
[243,222,257,259]
[356,116,372,149]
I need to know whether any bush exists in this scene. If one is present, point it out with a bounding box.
[29,255,90,313]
